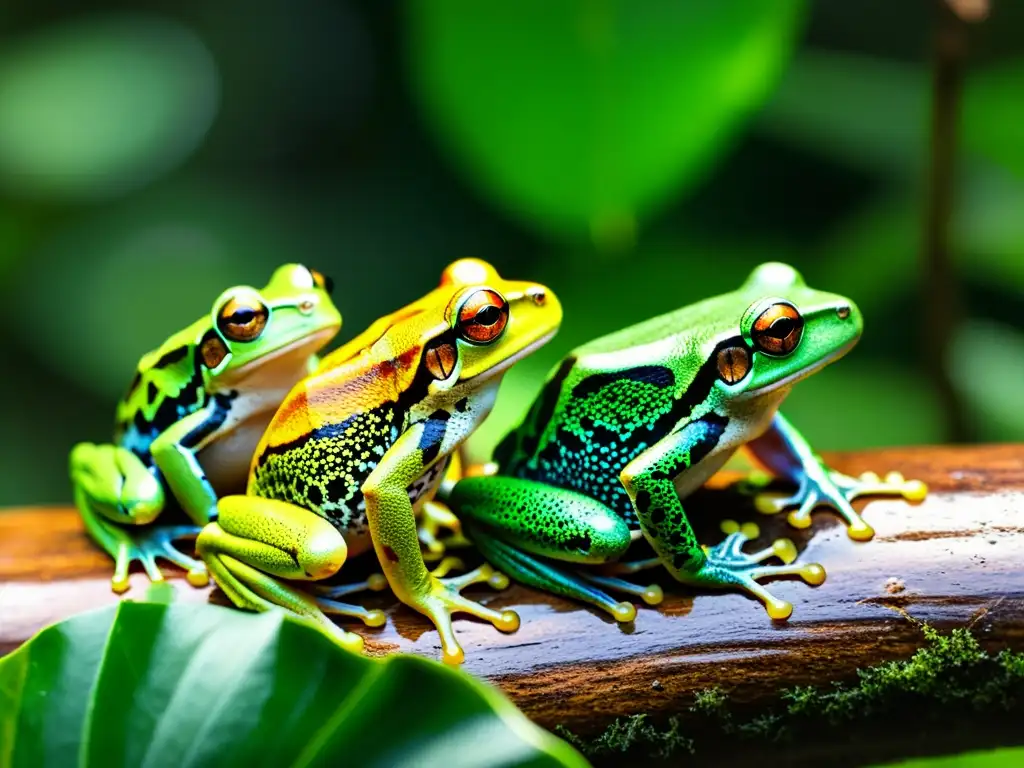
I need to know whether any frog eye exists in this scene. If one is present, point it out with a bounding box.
[457,289,509,344]
[716,345,750,384]
[310,269,334,295]
[424,337,458,380]
[218,297,269,342]
[200,331,229,369]
[751,302,803,356]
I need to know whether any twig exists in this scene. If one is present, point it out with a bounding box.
[923,1,987,442]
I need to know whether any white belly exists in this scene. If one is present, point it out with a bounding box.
[197,410,276,495]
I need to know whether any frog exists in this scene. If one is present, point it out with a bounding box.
[446,262,928,623]
[195,258,562,662]
[70,264,342,594]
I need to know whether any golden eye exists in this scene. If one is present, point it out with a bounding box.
[716,345,750,384]
[310,269,333,295]
[424,338,458,380]
[751,302,803,356]
[200,331,228,369]
[218,297,269,342]
[457,289,508,344]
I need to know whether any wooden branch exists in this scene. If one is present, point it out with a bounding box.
[3,445,1024,762]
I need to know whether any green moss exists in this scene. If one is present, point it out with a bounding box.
[558,624,1024,763]
[555,714,693,759]
[690,684,728,717]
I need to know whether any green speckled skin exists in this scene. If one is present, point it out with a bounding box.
[450,263,928,622]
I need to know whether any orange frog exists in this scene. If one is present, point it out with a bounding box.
[196,259,562,663]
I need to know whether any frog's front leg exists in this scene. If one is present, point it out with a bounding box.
[149,405,229,528]
[742,412,928,541]
[69,442,207,593]
[621,418,825,620]
[363,428,517,666]
[196,495,386,653]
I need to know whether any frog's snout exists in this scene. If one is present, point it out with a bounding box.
[827,295,863,342]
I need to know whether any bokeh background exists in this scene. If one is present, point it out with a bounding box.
[1,1,1021,507]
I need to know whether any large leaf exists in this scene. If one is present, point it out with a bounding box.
[873,746,1024,767]
[406,0,807,244]
[0,601,587,768]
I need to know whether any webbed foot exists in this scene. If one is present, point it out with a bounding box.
[412,564,518,665]
[745,467,928,541]
[110,524,208,594]
[690,520,825,621]
[310,573,390,628]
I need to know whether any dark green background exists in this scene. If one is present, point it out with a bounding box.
[2,0,1021,506]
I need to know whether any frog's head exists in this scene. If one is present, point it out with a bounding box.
[710,262,862,401]
[199,264,342,383]
[406,258,561,396]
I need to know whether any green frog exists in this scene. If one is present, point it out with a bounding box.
[70,264,342,593]
[448,262,927,623]
[196,258,562,662]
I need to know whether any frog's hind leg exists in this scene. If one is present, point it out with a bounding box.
[70,442,206,592]
[451,475,653,621]
[466,527,639,622]
[196,495,372,652]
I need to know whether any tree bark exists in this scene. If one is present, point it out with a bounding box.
[3,445,1024,764]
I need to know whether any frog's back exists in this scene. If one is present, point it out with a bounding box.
[571,289,740,357]
[247,352,417,537]
[497,297,736,523]
[114,322,208,464]
[497,355,690,524]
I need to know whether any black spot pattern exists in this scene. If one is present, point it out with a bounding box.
[514,366,679,525]
[252,406,401,531]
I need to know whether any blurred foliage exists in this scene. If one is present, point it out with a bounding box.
[406,0,807,245]
[0,15,218,201]
[0,0,1021,506]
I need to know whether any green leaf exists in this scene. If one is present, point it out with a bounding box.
[0,601,587,768]
[0,14,218,201]
[406,0,807,245]
[871,746,1024,767]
